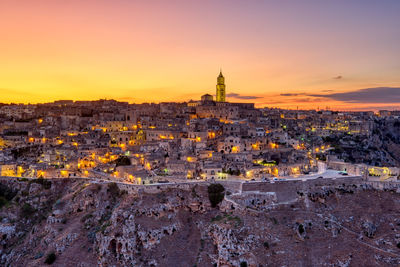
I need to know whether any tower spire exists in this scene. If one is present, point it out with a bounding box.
[216,70,226,102]
[218,68,223,78]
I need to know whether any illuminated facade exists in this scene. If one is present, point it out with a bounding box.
[216,70,226,102]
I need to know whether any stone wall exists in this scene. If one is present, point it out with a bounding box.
[365,181,400,192]
[242,177,364,202]
[116,182,196,195]
[116,180,242,195]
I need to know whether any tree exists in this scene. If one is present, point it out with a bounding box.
[107,182,120,197]
[114,156,131,167]
[44,252,56,264]
[208,183,225,207]
[20,203,35,218]
[0,196,7,208]
[0,184,17,202]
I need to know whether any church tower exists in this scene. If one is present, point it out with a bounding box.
[216,70,226,102]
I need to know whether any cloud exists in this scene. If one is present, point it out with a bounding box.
[280,93,300,96]
[333,75,342,80]
[226,93,262,100]
[308,87,400,103]
[295,97,327,103]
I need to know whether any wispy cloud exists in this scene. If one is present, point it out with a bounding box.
[333,75,342,80]
[226,93,262,100]
[279,87,400,104]
[308,87,400,103]
[280,93,301,96]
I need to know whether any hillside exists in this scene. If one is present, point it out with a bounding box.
[1,178,400,266]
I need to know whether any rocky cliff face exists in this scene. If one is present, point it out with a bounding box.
[1,178,400,266]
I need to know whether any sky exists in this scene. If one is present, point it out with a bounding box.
[0,0,400,110]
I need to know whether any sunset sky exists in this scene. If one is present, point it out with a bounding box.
[1,0,399,110]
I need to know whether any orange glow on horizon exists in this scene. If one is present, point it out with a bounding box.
[0,1,399,111]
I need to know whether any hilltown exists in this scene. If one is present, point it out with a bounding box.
[1,78,400,185]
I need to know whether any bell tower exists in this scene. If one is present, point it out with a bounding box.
[216,70,226,102]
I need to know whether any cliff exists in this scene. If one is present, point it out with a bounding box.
[1,178,400,266]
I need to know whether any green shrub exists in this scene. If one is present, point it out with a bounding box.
[298,224,305,234]
[107,183,120,197]
[200,239,205,250]
[31,178,52,190]
[120,190,127,196]
[42,180,52,190]
[0,184,18,201]
[92,183,102,192]
[20,203,36,218]
[211,213,241,227]
[240,261,248,267]
[44,252,56,264]
[191,186,199,198]
[114,156,131,167]
[207,183,225,208]
[0,196,8,208]
[81,213,93,223]
[211,215,223,222]
[270,217,278,225]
